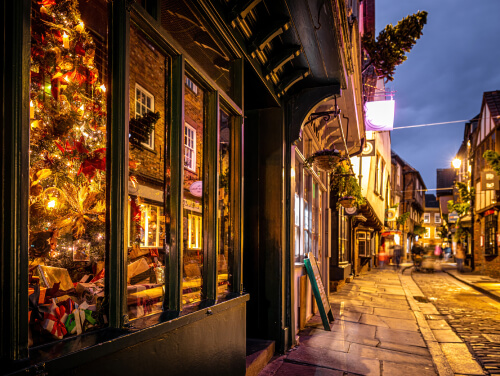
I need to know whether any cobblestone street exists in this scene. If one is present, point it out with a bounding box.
[412,268,500,375]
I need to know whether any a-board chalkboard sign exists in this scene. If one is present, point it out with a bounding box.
[304,252,334,331]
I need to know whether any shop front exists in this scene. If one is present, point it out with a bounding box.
[2,1,247,374]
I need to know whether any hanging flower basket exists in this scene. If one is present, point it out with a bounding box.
[305,149,342,171]
[313,155,341,171]
[338,196,356,208]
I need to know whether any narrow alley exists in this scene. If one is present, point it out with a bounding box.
[259,264,500,376]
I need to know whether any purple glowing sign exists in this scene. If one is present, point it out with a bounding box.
[364,99,395,131]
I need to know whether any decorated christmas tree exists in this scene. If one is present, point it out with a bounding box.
[29,0,106,280]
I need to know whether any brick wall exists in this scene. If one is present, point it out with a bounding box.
[474,213,500,278]
[184,82,204,189]
[129,26,166,187]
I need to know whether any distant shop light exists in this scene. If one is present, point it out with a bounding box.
[364,99,395,131]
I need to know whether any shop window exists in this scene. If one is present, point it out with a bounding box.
[339,209,349,263]
[485,214,498,256]
[28,0,108,346]
[135,84,155,149]
[434,213,441,223]
[424,213,430,223]
[218,109,233,299]
[184,123,196,172]
[358,232,371,257]
[183,77,205,308]
[294,157,302,262]
[127,25,169,322]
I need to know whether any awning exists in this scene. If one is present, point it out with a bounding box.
[381,230,402,237]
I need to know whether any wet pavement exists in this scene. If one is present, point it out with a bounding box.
[259,265,486,376]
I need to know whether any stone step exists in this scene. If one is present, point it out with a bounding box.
[246,338,275,376]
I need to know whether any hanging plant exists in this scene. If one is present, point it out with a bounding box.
[129,111,160,150]
[330,163,365,209]
[305,148,342,171]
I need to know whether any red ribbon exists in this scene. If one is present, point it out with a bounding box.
[44,304,67,338]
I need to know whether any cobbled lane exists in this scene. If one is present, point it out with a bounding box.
[412,269,500,375]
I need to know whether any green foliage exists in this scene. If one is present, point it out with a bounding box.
[362,11,427,82]
[395,212,410,227]
[483,150,500,175]
[330,163,366,208]
[447,200,469,217]
[129,111,161,150]
[413,224,427,236]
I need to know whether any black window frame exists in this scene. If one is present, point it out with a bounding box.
[1,1,245,366]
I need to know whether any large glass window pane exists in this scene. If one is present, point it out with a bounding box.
[28,0,108,346]
[126,24,169,321]
[182,77,204,309]
[217,109,232,299]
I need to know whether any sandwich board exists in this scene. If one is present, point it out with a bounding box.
[304,252,334,331]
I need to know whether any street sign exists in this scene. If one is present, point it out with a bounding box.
[304,252,334,331]
[481,169,499,191]
[448,211,459,223]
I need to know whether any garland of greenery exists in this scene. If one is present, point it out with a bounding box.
[129,111,160,150]
[361,11,427,82]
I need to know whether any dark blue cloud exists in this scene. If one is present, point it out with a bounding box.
[376,0,500,188]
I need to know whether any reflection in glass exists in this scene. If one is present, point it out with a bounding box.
[217,109,232,299]
[182,77,204,308]
[126,24,169,321]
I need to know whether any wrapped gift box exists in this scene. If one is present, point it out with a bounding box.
[28,286,47,304]
[127,257,153,285]
[36,265,73,291]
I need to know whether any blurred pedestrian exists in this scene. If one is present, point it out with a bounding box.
[393,244,402,270]
[434,244,442,258]
[443,243,452,261]
[455,240,465,273]
[379,244,386,269]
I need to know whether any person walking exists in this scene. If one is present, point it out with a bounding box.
[393,244,402,270]
[455,240,465,273]
[379,244,386,269]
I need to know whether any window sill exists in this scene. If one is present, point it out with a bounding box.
[8,295,249,375]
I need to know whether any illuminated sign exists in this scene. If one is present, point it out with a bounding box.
[481,169,499,191]
[364,100,395,132]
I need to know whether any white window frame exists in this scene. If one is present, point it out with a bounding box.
[184,123,196,172]
[424,213,430,223]
[424,227,430,239]
[434,213,441,223]
[135,84,155,150]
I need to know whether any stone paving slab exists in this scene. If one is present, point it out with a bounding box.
[268,362,345,376]
[299,334,351,352]
[286,346,347,371]
[375,327,427,347]
[372,307,415,320]
[378,316,419,332]
[426,319,452,330]
[382,360,437,376]
[344,353,381,375]
[349,343,434,366]
[378,341,432,357]
[440,343,485,375]
[431,329,462,343]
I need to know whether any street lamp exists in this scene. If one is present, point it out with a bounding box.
[452,158,462,169]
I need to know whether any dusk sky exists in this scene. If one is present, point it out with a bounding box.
[375,0,500,190]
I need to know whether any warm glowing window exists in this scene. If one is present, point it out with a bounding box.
[435,213,441,223]
[184,123,196,172]
[188,213,202,250]
[128,200,162,248]
[424,227,430,239]
[424,213,430,223]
